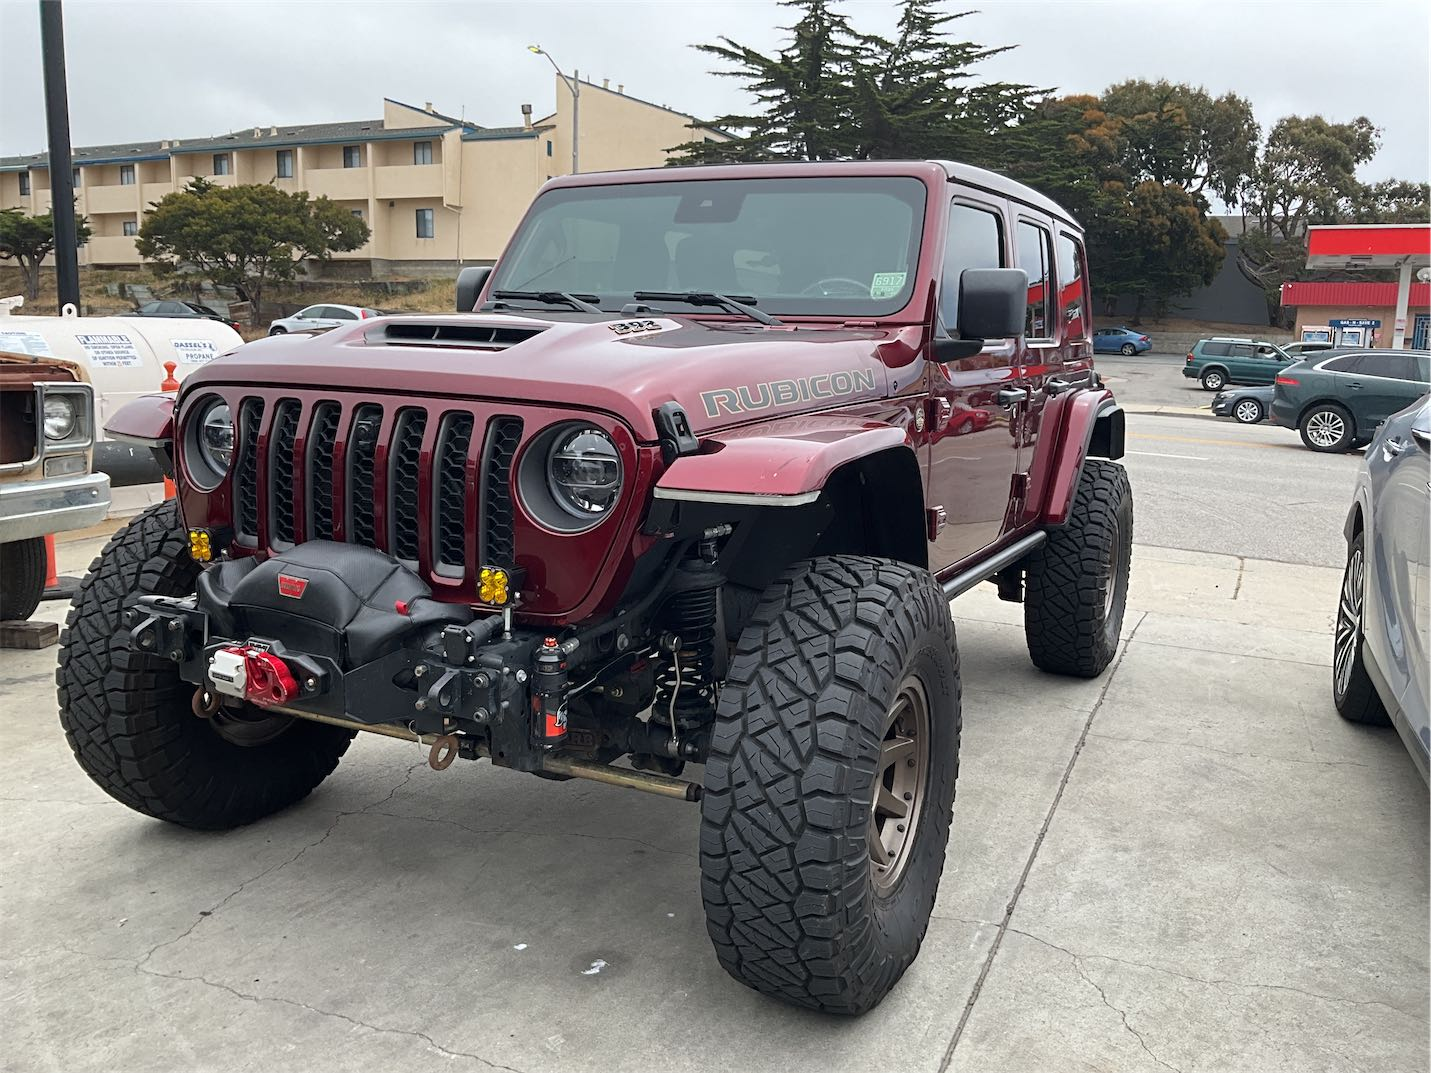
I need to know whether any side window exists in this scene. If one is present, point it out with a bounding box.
[1202,342,1231,356]
[1230,344,1255,358]
[328,307,357,321]
[1322,355,1364,373]
[1016,221,1053,340]
[940,202,1004,328]
[298,306,322,319]
[1358,353,1417,380]
[1056,232,1088,342]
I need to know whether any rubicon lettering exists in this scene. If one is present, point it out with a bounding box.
[701,368,878,418]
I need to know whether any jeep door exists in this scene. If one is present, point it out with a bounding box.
[925,198,1021,567]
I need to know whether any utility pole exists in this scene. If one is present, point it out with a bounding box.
[528,46,579,175]
[39,0,80,312]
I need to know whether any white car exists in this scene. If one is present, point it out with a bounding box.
[268,304,381,335]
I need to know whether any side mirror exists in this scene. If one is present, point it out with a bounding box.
[932,267,1029,362]
[456,266,492,313]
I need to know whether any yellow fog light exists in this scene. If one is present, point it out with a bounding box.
[478,566,510,605]
[188,529,213,563]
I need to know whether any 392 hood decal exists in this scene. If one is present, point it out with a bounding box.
[700,368,878,418]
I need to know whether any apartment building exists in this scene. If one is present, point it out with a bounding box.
[0,85,725,275]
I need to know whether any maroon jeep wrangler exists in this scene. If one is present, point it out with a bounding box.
[60,160,1129,1014]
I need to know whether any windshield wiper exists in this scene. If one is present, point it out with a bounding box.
[632,291,781,326]
[486,290,603,314]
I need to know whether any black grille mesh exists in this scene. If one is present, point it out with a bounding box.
[481,417,522,566]
[346,404,381,547]
[269,400,300,545]
[434,413,474,571]
[389,408,426,562]
[234,398,263,541]
[307,402,340,540]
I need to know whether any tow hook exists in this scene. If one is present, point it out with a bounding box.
[428,734,460,771]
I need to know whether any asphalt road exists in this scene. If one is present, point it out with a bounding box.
[1120,411,1361,568]
[1096,349,1210,411]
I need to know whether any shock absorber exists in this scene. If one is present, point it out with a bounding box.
[653,539,722,731]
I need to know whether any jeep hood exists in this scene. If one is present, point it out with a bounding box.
[183,313,923,441]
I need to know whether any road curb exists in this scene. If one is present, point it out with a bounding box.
[1122,405,1216,420]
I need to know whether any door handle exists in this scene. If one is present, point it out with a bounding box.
[997,388,1028,407]
[1383,437,1410,461]
[1413,427,1431,450]
[1348,381,1362,390]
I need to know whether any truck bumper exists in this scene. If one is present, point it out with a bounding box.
[0,471,111,543]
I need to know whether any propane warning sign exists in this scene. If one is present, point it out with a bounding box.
[0,330,54,357]
[173,338,219,365]
[75,333,142,368]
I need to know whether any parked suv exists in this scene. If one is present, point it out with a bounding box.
[63,161,1130,1015]
[1270,348,1431,452]
[0,352,111,619]
[1183,337,1296,391]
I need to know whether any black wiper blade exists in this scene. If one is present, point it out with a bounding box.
[632,291,781,326]
[486,290,603,314]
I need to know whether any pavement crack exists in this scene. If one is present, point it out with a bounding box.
[1085,731,1369,769]
[1070,955,1184,1073]
[1008,928,1428,1023]
[938,612,1147,1071]
[1232,556,1246,600]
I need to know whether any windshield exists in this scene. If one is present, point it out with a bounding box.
[489,176,928,317]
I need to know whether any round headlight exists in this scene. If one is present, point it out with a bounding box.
[197,401,234,473]
[43,395,77,441]
[546,427,622,520]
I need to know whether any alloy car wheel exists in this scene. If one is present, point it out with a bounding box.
[1334,545,1363,701]
[1301,405,1353,452]
[1121,343,1136,355]
[1234,399,1263,424]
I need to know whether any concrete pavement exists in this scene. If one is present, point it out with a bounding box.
[2,523,1425,1072]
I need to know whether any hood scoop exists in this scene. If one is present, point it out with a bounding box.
[375,321,547,350]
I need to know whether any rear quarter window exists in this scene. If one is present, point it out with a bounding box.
[1321,355,1364,373]
[1201,342,1231,357]
[1357,353,1418,380]
[1055,233,1088,342]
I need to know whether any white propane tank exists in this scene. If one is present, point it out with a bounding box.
[0,299,243,441]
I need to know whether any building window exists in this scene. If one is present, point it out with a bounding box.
[350,208,364,219]
[276,149,294,179]
[546,140,553,157]
[413,141,433,166]
[416,208,434,239]
[18,173,30,196]
[122,220,138,237]
[343,145,362,169]
[213,153,231,176]
[119,164,136,185]
[72,167,81,188]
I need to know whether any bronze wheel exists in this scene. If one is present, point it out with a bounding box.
[870,676,931,894]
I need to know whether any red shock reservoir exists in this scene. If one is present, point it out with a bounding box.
[531,636,579,748]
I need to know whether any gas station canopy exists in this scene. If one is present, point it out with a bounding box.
[1304,224,1431,349]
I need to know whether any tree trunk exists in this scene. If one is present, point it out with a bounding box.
[22,257,41,301]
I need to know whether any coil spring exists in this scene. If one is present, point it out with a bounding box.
[654,577,719,728]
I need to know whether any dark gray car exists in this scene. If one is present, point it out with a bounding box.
[1335,395,1430,781]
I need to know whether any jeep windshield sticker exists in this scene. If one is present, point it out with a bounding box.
[701,369,878,418]
[870,272,907,299]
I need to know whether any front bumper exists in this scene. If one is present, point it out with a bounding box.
[1211,393,1232,416]
[0,471,111,543]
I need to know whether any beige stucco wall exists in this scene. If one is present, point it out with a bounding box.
[1293,304,1430,348]
[546,78,717,176]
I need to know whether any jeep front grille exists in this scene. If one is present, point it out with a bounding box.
[226,393,523,592]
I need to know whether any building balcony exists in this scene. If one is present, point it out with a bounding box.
[84,184,140,214]
[374,164,442,200]
[141,181,173,207]
[303,167,370,201]
[82,235,141,265]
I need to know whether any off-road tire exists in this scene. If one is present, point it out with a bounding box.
[56,500,353,829]
[1200,368,1227,391]
[700,556,960,1015]
[1299,403,1355,452]
[1024,459,1133,677]
[1333,532,1390,726]
[0,536,46,621]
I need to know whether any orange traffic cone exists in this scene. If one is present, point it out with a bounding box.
[161,360,179,499]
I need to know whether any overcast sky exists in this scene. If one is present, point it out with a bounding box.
[2,0,1427,185]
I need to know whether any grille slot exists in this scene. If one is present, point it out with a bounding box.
[345,404,382,548]
[268,399,301,546]
[380,322,544,348]
[306,402,341,541]
[234,398,263,543]
[433,412,474,574]
[388,408,427,563]
[480,417,522,566]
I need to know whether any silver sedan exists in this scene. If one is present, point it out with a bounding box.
[1335,394,1430,781]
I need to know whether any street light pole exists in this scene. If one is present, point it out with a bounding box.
[528,45,578,175]
[39,0,80,313]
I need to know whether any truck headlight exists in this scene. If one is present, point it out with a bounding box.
[187,397,234,488]
[547,427,622,519]
[43,395,78,441]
